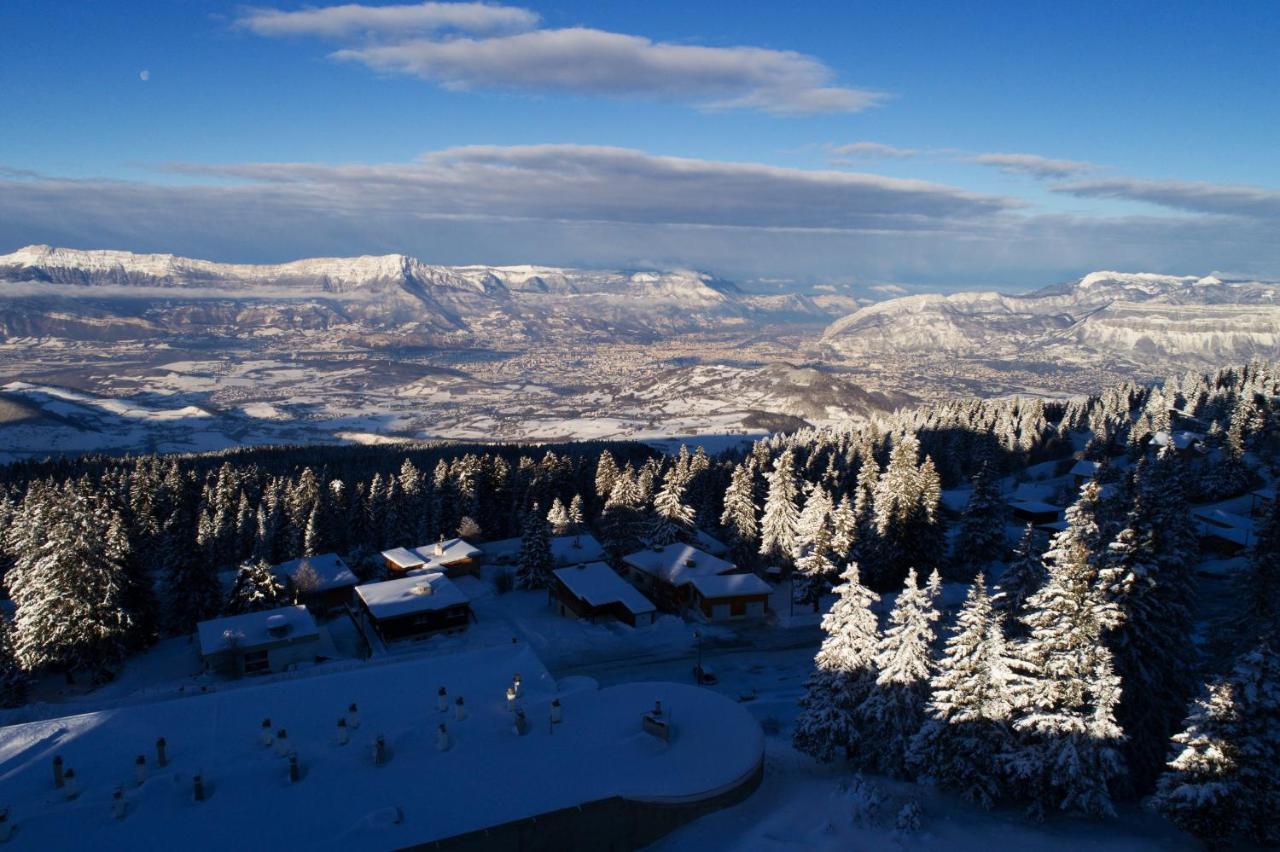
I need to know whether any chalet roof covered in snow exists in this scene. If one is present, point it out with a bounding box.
[196,605,319,656]
[622,543,735,586]
[1008,499,1059,515]
[554,562,657,616]
[0,644,764,850]
[689,572,772,599]
[381,537,481,572]
[1152,430,1206,451]
[1070,459,1103,478]
[483,533,606,566]
[273,552,357,592]
[355,573,469,619]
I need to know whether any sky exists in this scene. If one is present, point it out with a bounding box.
[0,0,1277,291]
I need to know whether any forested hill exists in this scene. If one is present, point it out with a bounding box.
[2,362,1279,845]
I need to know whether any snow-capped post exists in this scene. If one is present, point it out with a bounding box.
[346,703,360,729]
[260,718,274,747]
[336,718,349,746]
[512,673,523,698]
[374,734,387,766]
[52,755,64,789]
[436,723,449,752]
[505,685,517,713]
[274,729,289,758]
[0,808,11,842]
[288,753,300,784]
[642,700,670,742]
[192,774,205,803]
[437,686,448,713]
[112,785,125,820]
[514,708,529,736]
[550,698,562,724]
[134,755,146,787]
[155,737,167,768]
[454,696,467,721]
[62,768,79,801]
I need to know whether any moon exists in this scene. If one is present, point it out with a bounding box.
[139,70,150,82]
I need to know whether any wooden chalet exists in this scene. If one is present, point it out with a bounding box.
[272,552,358,614]
[355,573,473,643]
[551,562,658,627]
[381,537,482,578]
[196,605,320,676]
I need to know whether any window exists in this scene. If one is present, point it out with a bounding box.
[731,599,746,616]
[242,649,269,674]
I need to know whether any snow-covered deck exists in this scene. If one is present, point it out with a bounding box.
[0,644,763,850]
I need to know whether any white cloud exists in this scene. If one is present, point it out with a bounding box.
[1053,176,1280,219]
[968,152,1095,179]
[829,142,920,159]
[236,2,539,37]
[238,4,883,114]
[139,69,150,82]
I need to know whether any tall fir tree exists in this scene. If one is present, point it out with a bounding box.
[0,615,30,708]
[952,462,1006,579]
[759,449,801,564]
[793,563,881,762]
[1153,642,1280,848]
[856,567,940,777]
[993,524,1046,636]
[226,560,289,614]
[515,504,554,590]
[601,470,645,557]
[908,574,1017,807]
[649,462,695,546]
[1006,481,1125,818]
[719,459,759,564]
[546,498,571,536]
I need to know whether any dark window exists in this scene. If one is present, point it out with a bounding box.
[242,649,270,674]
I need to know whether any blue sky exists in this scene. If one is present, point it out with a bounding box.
[1,0,1277,289]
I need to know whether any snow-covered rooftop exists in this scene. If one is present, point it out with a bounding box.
[273,553,358,593]
[484,533,606,566]
[196,605,319,657]
[553,562,657,616]
[355,573,469,619]
[381,538,481,572]
[1070,459,1102,477]
[622,544,735,586]
[689,573,772,599]
[0,644,763,849]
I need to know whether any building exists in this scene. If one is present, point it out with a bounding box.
[355,573,473,643]
[272,552,358,614]
[551,562,658,627]
[1151,430,1206,457]
[196,605,320,676]
[381,537,482,578]
[688,573,771,621]
[621,543,737,611]
[1249,484,1275,514]
[484,533,607,568]
[1009,499,1060,525]
[1070,459,1102,487]
[1191,507,1253,556]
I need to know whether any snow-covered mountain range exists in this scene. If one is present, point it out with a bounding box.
[0,245,828,342]
[821,271,1280,366]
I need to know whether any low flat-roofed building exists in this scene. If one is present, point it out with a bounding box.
[355,573,473,642]
[273,552,358,614]
[381,537,482,577]
[688,573,771,621]
[552,562,658,627]
[1009,500,1060,525]
[485,533,607,568]
[196,605,320,676]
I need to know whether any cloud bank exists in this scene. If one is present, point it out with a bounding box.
[237,2,884,114]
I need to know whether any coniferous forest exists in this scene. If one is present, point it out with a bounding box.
[3,362,1280,846]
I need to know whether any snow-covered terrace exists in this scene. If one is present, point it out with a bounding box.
[0,644,763,850]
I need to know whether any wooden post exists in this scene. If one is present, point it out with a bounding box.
[275,729,289,758]
[134,755,146,787]
[437,686,448,712]
[0,807,11,842]
[193,774,205,802]
[454,696,467,721]
[62,769,79,801]
[155,737,168,768]
[52,755,64,789]
[336,718,349,746]
[112,785,126,820]
[346,703,360,729]
[374,735,386,766]
[260,718,274,747]
[288,753,300,784]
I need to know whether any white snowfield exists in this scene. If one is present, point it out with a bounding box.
[0,644,763,850]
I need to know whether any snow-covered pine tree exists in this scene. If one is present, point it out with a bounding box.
[793,518,837,612]
[992,524,1046,636]
[1153,643,1279,847]
[1243,489,1280,641]
[649,462,695,546]
[225,560,289,615]
[830,494,857,565]
[1006,481,1125,818]
[952,462,1005,579]
[856,567,940,777]
[908,574,1017,808]
[6,482,136,680]
[567,494,584,532]
[159,474,223,636]
[601,470,645,557]
[793,563,881,762]
[546,498,571,536]
[515,504,554,590]
[1099,461,1197,794]
[595,450,620,500]
[759,449,802,563]
[719,459,758,564]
